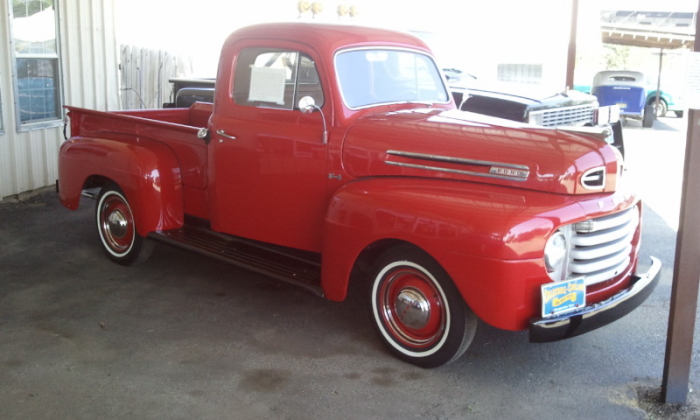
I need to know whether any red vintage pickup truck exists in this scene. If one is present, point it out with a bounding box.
[58,22,660,368]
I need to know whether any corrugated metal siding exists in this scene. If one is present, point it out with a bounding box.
[62,0,120,111]
[0,0,16,198]
[0,0,119,200]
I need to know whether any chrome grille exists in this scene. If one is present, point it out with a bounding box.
[567,206,639,286]
[528,104,596,127]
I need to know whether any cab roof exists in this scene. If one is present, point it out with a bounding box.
[223,22,432,55]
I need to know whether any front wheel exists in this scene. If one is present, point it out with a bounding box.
[96,185,153,265]
[369,246,477,368]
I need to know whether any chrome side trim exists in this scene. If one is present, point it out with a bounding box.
[386,150,529,181]
[385,161,528,182]
[386,150,528,170]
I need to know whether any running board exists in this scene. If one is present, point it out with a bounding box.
[148,225,324,297]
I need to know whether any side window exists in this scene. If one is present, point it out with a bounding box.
[233,48,324,110]
[10,0,63,129]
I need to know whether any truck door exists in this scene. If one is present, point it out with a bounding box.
[209,46,329,252]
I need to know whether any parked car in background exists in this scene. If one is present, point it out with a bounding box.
[591,71,654,128]
[646,89,684,118]
[577,82,684,119]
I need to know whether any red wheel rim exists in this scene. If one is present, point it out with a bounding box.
[99,193,135,255]
[378,266,447,349]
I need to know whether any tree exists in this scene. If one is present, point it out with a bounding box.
[603,44,631,69]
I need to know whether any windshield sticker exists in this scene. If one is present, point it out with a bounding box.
[248,66,287,105]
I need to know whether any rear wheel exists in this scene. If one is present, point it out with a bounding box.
[96,185,153,265]
[369,245,477,368]
[642,105,655,128]
[651,99,668,118]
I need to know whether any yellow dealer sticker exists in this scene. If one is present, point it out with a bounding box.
[541,278,586,318]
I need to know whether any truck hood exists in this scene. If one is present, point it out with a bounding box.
[341,108,620,195]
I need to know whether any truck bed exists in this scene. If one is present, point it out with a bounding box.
[65,102,214,217]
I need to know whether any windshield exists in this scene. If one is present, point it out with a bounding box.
[335,49,449,109]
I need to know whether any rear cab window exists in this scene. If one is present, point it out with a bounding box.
[233,48,324,110]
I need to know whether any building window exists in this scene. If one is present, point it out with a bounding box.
[10,0,62,129]
[497,63,543,85]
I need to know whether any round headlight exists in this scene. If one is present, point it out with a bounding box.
[544,231,567,273]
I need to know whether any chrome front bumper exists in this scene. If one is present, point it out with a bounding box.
[529,257,662,343]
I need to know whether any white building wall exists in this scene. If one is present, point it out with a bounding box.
[0,0,119,200]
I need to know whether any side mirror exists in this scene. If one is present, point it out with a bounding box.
[298,96,317,113]
[297,96,327,144]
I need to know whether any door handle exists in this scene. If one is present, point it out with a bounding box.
[216,129,237,141]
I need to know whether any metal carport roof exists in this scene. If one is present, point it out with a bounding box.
[601,10,695,49]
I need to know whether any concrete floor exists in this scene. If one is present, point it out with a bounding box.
[1,116,699,419]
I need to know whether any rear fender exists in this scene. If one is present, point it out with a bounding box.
[58,136,184,235]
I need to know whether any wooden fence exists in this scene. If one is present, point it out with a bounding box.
[119,45,194,109]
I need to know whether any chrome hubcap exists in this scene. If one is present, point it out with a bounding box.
[376,264,447,349]
[394,287,430,330]
[107,210,128,239]
[99,192,134,255]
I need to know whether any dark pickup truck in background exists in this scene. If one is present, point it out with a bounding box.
[449,81,624,156]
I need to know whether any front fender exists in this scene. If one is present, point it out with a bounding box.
[321,177,578,302]
[58,136,184,236]
[320,177,638,325]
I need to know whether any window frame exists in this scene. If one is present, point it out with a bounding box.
[232,47,324,111]
[8,0,65,132]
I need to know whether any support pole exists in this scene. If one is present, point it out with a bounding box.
[662,111,700,405]
[565,0,579,90]
[661,3,700,405]
[654,49,663,119]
